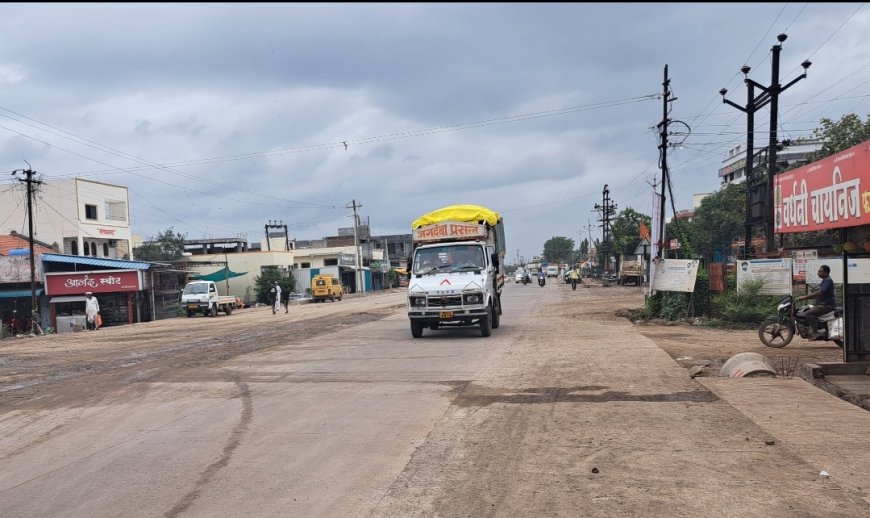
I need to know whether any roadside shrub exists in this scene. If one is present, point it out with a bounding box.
[710,278,780,323]
[659,291,690,321]
[0,323,9,339]
[689,269,710,317]
[641,292,662,319]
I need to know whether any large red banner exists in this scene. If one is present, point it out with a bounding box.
[45,270,141,295]
[775,139,870,233]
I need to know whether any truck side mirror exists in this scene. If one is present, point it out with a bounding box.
[491,253,500,270]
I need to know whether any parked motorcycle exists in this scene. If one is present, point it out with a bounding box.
[758,295,843,348]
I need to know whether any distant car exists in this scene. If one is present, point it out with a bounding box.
[514,272,524,283]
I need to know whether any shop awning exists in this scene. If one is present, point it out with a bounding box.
[41,253,152,270]
[50,295,87,303]
[0,289,44,299]
[190,266,247,282]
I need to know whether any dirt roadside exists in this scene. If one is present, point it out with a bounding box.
[0,292,407,410]
[598,283,845,378]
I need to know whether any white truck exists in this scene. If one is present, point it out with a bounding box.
[407,205,505,338]
[181,280,238,317]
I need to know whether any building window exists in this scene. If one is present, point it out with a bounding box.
[301,262,311,268]
[105,200,127,222]
[85,204,98,220]
[83,242,89,256]
[324,258,338,266]
[91,242,97,256]
[103,243,109,256]
[71,241,78,255]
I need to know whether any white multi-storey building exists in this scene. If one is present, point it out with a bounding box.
[718,137,822,185]
[0,177,133,259]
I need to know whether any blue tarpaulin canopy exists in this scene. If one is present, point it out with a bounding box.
[190,267,247,282]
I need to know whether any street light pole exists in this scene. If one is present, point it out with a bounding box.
[721,33,811,256]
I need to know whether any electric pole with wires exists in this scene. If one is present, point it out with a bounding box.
[12,164,43,334]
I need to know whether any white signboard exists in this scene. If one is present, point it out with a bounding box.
[651,259,699,293]
[805,258,843,284]
[804,257,870,284]
[736,258,793,295]
[0,256,33,282]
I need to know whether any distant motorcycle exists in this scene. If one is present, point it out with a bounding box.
[758,295,843,348]
[538,274,546,287]
[522,273,531,285]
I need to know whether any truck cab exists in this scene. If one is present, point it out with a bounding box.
[181,280,237,317]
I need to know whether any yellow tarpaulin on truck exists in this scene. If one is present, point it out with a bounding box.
[411,205,501,230]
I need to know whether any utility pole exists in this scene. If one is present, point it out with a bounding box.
[656,65,676,259]
[12,165,43,334]
[594,185,617,273]
[347,200,364,293]
[264,220,289,252]
[721,34,811,255]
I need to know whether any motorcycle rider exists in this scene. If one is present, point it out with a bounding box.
[797,264,836,340]
[537,270,546,286]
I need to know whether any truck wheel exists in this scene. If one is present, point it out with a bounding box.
[224,306,233,315]
[491,298,501,329]
[411,321,424,338]
[479,305,492,337]
[186,309,193,318]
[330,294,335,302]
[209,305,217,317]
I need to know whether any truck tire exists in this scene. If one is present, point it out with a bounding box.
[479,305,492,337]
[209,305,217,317]
[186,309,194,318]
[411,321,424,338]
[224,306,233,315]
[491,298,501,329]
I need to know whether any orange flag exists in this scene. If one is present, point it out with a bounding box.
[639,221,651,240]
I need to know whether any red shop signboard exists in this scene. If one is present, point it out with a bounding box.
[775,139,870,233]
[45,270,141,295]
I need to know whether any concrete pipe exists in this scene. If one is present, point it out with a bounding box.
[719,352,777,378]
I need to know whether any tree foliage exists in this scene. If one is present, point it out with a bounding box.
[812,113,870,158]
[133,228,186,261]
[542,236,575,264]
[684,183,745,262]
[611,208,651,256]
[253,268,297,304]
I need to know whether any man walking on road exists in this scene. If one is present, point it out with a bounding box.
[84,291,100,330]
[268,281,281,315]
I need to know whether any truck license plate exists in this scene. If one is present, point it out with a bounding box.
[187,304,199,309]
[439,311,454,319]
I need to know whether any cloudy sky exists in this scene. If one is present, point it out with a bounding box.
[1,3,868,264]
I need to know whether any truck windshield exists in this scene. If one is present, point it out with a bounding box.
[413,245,485,274]
[183,283,208,294]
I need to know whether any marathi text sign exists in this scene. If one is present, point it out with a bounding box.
[45,270,141,295]
[736,259,792,295]
[775,139,870,233]
[413,222,486,242]
[651,259,699,293]
[790,250,817,282]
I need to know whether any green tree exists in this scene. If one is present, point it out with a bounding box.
[685,183,744,262]
[611,208,651,256]
[812,113,870,158]
[543,236,575,264]
[253,267,296,304]
[133,228,186,261]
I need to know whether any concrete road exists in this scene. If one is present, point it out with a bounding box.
[1,283,867,517]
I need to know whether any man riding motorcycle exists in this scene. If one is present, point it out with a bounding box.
[797,264,836,340]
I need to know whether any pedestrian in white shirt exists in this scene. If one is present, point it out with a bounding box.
[85,292,100,330]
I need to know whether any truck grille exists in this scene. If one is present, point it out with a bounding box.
[428,295,462,307]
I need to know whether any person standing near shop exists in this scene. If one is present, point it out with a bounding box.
[84,292,100,331]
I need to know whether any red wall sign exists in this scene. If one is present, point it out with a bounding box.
[775,139,870,233]
[45,270,141,295]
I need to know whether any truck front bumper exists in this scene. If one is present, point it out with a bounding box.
[408,307,488,325]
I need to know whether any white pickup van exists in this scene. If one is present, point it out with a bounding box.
[181,280,238,317]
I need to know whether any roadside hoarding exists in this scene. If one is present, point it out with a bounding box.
[774,139,870,233]
[736,258,792,295]
[651,259,699,293]
[803,257,870,284]
[790,249,817,282]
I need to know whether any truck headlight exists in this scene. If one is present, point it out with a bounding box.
[410,296,427,307]
[463,293,482,305]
